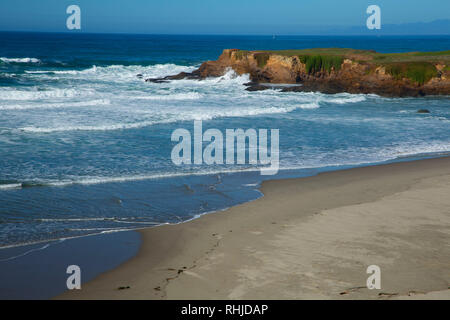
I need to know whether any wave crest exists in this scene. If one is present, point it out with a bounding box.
[0,57,41,64]
[0,88,94,101]
[18,103,315,133]
[0,99,110,110]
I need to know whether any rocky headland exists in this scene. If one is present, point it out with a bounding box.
[147,48,450,97]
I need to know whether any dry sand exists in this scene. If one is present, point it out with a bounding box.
[58,157,450,300]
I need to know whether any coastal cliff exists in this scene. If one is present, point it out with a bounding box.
[147,48,450,97]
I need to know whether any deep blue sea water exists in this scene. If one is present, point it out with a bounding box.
[0,32,449,251]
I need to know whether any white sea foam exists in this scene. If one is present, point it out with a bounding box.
[299,102,320,109]
[0,99,110,110]
[326,94,367,104]
[251,91,370,107]
[25,70,80,75]
[8,140,448,190]
[0,57,41,64]
[0,73,16,78]
[113,220,161,225]
[134,92,203,100]
[280,141,450,172]
[25,64,197,82]
[0,88,94,100]
[182,68,251,86]
[68,227,124,231]
[20,121,159,133]
[10,167,263,188]
[39,217,161,225]
[385,142,450,159]
[37,217,157,223]
[18,103,315,133]
[38,217,116,222]
[25,70,53,74]
[0,183,22,190]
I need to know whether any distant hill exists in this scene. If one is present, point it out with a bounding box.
[343,19,450,35]
[188,19,450,36]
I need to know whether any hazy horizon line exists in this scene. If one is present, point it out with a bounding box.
[1,19,449,36]
[1,30,450,37]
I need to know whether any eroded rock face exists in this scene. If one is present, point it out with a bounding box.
[146,49,450,97]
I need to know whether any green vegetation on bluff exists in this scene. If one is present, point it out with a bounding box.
[385,62,438,85]
[233,48,450,84]
[298,55,343,74]
[373,50,450,62]
[234,50,249,60]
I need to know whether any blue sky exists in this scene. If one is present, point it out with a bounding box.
[0,0,449,34]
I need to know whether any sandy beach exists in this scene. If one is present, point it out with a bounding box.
[58,157,450,300]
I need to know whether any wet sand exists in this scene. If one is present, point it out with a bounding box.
[0,230,140,300]
[58,157,450,299]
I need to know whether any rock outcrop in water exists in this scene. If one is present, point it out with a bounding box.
[147,48,450,97]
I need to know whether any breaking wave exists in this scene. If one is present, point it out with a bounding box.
[0,99,110,110]
[134,92,204,100]
[0,88,94,100]
[24,64,197,82]
[0,57,41,64]
[18,103,317,133]
[1,140,448,192]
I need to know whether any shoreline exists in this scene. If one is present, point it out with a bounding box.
[5,151,447,251]
[58,156,450,299]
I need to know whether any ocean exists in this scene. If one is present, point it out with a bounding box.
[0,32,449,252]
